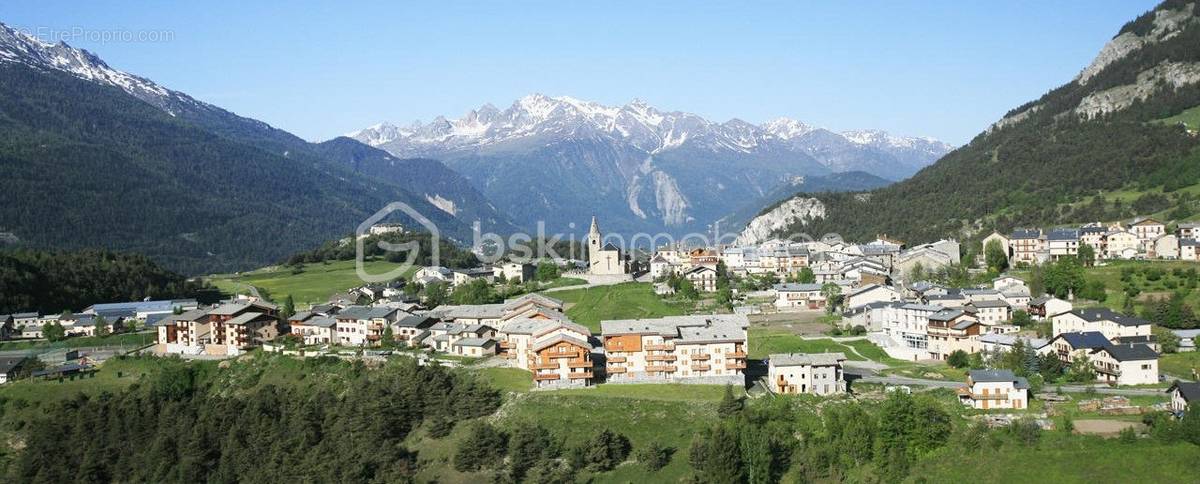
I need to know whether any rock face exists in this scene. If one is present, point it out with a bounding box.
[1076,61,1200,118]
[990,2,1200,131]
[735,197,826,246]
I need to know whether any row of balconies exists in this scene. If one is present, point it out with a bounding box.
[533,371,594,381]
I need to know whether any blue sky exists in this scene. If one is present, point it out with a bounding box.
[1,1,1159,144]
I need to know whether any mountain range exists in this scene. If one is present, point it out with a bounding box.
[0,22,517,274]
[756,0,1200,245]
[351,96,953,234]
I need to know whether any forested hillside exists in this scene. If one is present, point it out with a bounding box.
[0,62,473,274]
[0,248,215,314]
[774,0,1200,242]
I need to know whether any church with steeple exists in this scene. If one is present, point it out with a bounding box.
[587,216,628,275]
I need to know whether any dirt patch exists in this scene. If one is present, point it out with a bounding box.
[1073,419,1145,437]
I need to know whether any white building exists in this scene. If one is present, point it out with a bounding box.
[958,369,1029,410]
[1090,343,1159,386]
[1051,308,1152,340]
[768,352,847,395]
[773,283,825,309]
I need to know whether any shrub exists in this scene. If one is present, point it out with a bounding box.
[636,441,672,471]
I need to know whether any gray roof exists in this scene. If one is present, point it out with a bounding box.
[12,312,38,319]
[532,333,591,351]
[429,304,506,320]
[929,308,966,322]
[1096,343,1158,362]
[969,299,1011,309]
[394,314,436,328]
[208,303,252,316]
[453,337,496,348]
[305,317,337,328]
[1048,228,1080,241]
[1169,382,1200,403]
[774,283,823,292]
[601,315,748,342]
[0,356,26,374]
[224,312,271,326]
[770,352,846,367]
[901,303,944,312]
[1070,308,1148,327]
[979,333,1048,349]
[1010,228,1041,239]
[335,306,398,321]
[1052,331,1111,350]
[969,369,1028,389]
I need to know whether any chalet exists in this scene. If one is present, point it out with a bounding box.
[958,369,1029,410]
[529,331,594,388]
[0,356,26,384]
[773,283,825,309]
[1129,217,1166,243]
[966,299,1012,326]
[1043,331,1110,364]
[683,266,719,293]
[844,284,900,310]
[1167,381,1200,414]
[926,308,981,360]
[1150,234,1180,260]
[391,314,437,346]
[1179,222,1200,240]
[452,267,494,287]
[768,352,847,395]
[291,316,337,345]
[1009,229,1044,265]
[497,318,591,370]
[1052,308,1151,340]
[334,306,400,346]
[602,314,749,385]
[1047,228,1081,260]
[218,312,279,355]
[425,322,496,353]
[649,253,677,279]
[1089,343,1159,386]
[1028,296,1072,318]
[452,337,498,358]
[1104,229,1140,260]
[157,309,212,354]
[413,266,453,285]
[1181,239,1199,261]
[12,312,39,331]
[494,262,535,283]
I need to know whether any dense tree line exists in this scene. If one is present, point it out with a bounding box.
[4,357,500,483]
[0,248,217,314]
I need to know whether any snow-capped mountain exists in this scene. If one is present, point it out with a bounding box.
[351,95,953,233]
[0,20,519,258]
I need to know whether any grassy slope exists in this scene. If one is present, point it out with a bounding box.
[748,327,867,360]
[547,283,688,332]
[0,332,156,351]
[207,259,416,307]
[909,434,1200,483]
[1156,104,1200,131]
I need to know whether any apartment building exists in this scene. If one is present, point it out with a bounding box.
[334,306,400,347]
[958,369,1029,410]
[768,352,847,395]
[1090,343,1159,386]
[926,308,982,360]
[1051,308,1152,340]
[1009,229,1044,265]
[773,283,825,309]
[602,315,749,385]
[967,299,1012,326]
[1042,331,1111,364]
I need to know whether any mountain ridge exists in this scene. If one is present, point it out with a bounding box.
[351,95,952,234]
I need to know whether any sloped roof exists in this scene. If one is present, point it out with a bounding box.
[1096,343,1158,362]
[1053,331,1110,350]
[770,352,846,367]
[1169,382,1200,403]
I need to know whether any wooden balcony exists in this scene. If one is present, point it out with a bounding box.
[690,354,711,361]
[569,371,594,380]
[646,354,677,362]
[646,365,676,372]
[534,373,562,381]
[725,361,747,370]
[549,351,582,359]
[607,366,627,374]
[645,343,675,351]
[727,351,747,359]
[568,360,593,369]
[530,362,559,370]
[607,356,627,363]
[691,363,711,371]
[499,341,515,349]
[956,387,1010,400]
